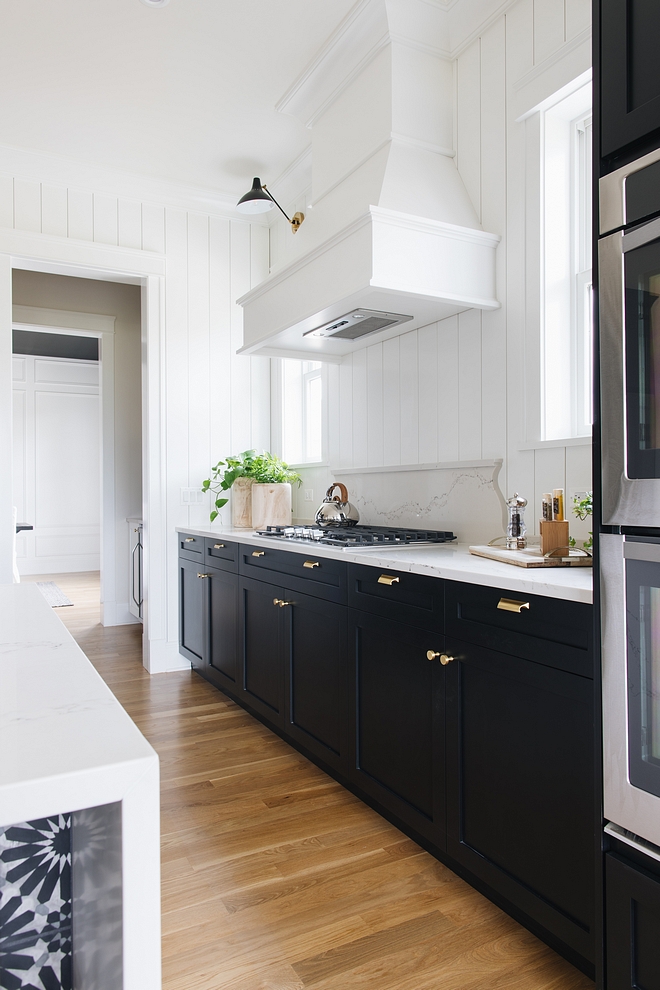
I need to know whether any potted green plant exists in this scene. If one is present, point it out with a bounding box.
[569,491,593,551]
[202,451,302,529]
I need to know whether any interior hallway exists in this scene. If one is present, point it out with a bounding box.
[27,572,595,990]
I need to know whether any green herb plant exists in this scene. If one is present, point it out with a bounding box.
[568,490,593,551]
[202,450,302,523]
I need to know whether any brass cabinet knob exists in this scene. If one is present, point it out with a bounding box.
[252,550,265,557]
[440,654,455,665]
[273,598,294,608]
[303,560,320,569]
[427,650,440,661]
[213,544,225,549]
[378,574,400,586]
[197,573,211,579]
[497,597,530,613]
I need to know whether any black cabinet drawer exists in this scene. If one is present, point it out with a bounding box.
[348,563,443,631]
[445,582,593,677]
[239,545,347,604]
[606,851,660,990]
[204,538,238,571]
[178,532,204,561]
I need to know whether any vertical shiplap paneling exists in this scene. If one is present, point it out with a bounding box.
[67,189,93,241]
[417,324,438,464]
[229,221,252,453]
[458,309,482,459]
[13,180,41,233]
[118,198,142,250]
[566,0,590,41]
[352,347,368,467]
[382,336,401,465]
[41,185,68,237]
[480,18,507,461]
[524,112,543,443]
[186,213,211,509]
[565,442,592,542]
[399,330,419,464]
[0,175,13,227]
[93,194,118,245]
[533,445,565,533]
[533,0,565,64]
[338,355,354,467]
[327,363,341,467]
[437,316,459,461]
[249,224,271,452]
[209,216,232,472]
[366,342,384,467]
[163,207,189,528]
[142,204,166,254]
[505,0,534,87]
[457,39,482,222]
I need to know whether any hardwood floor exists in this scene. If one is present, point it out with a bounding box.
[27,572,595,990]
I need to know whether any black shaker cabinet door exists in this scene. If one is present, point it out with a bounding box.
[207,565,239,691]
[606,851,660,990]
[283,590,349,775]
[179,556,205,667]
[239,575,284,728]
[446,637,595,967]
[601,0,660,162]
[348,609,446,849]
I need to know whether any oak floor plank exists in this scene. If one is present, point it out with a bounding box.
[31,571,595,990]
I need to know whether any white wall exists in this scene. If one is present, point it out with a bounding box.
[287,0,593,547]
[0,165,271,668]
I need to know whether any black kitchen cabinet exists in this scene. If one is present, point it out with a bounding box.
[239,574,285,729]
[284,589,348,775]
[606,851,660,989]
[600,0,660,165]
[446,635,595,969]
[349,609,446,849]
[179,555,205,667]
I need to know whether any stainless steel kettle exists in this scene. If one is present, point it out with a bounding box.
[315,483,360,528]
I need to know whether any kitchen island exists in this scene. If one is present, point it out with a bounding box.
[0,583,161,990]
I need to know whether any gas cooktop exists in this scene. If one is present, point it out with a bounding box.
[254,524,456,550]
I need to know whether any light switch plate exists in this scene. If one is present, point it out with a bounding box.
[304,489,314,502]
[181,488,204,505]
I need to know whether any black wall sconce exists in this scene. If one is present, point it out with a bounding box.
[236,177,305,233]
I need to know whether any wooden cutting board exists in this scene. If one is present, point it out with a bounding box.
[469,544,593,568]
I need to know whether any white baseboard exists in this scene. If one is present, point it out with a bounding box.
[143,638,190,674]
[101,601,142,627]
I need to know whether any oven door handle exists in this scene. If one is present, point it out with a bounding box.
[623,215,660,252]
[623,541,660,563]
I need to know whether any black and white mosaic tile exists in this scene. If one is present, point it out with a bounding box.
[0,816,72,990]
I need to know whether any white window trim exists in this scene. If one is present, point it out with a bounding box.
[270,357,328,467]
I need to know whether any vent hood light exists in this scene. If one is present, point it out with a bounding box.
[304,309,413,341]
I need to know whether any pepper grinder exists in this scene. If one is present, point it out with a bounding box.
[506,493,528,550]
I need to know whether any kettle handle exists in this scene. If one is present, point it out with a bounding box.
[326,482,349,503]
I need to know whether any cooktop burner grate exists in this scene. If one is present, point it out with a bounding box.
[254,524,456,549]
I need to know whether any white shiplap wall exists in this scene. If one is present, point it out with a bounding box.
[295,0,592,543]
[0,173,271,644]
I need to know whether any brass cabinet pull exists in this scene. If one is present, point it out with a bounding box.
[497,597,530,613]
[427,650,440,661]
[303,560,320,569]
[273,598,294,608]
[197,573,211,579]
[213,543,225,549]
[439,654,455,665]
[252,550,265,557]
[184,537,195,543]
[378,574,400,586]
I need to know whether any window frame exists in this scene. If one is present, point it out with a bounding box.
[270,357,328,467]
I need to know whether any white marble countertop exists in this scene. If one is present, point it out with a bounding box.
[177,527,593,604]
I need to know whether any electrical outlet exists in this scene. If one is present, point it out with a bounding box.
[304,489,314,502]
[181,488,204,505]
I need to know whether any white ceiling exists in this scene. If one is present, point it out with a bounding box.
[0,0,356,198]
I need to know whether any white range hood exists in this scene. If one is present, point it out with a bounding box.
[237,0,501,362]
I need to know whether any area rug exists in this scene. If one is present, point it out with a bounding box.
[36,582,73,608]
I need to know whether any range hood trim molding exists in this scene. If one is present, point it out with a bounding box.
[237,206,500,310]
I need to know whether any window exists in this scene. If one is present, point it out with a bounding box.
[542,82,593,440]
[278,359,325,465]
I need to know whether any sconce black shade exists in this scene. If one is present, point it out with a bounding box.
[236,177,274,215]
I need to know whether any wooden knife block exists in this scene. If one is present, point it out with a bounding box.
[540,520,570,556]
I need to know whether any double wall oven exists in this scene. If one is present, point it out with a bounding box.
[600,147,660,856]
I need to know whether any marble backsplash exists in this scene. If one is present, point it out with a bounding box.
[292,461,507,546]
